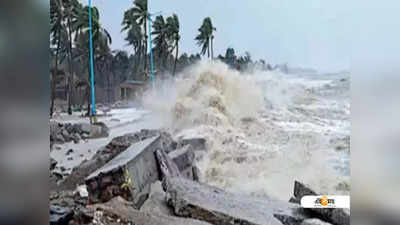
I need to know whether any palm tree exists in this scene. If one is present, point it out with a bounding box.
[152,15,169,70]
[62,0,80,115]
[195,17,216,59]
[166,14,180,76]
[195,26,209,58]
[72,4,112,116]
[224,47,236,66]
[123,0,148,72]
[122,18,143,73]
[50,0,65,117]
[73,5,112,44]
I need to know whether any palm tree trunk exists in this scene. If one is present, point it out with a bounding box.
[136,44,142,74]
[87,70,91,117]
[50,30,61,117]
[207,40,210,58]
[67,16,74,115]
[143,20,148,73]
[173,41,178,76]
[211,37,214,59]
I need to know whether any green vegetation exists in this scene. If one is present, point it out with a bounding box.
[50,0,275,116]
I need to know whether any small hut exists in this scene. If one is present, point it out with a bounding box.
[119,80,145,101]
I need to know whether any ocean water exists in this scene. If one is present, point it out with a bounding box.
[143,61,350,200]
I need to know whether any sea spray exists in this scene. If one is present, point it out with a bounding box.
[142,60,350,200]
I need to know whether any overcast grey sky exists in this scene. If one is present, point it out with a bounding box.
[88,0,400,73]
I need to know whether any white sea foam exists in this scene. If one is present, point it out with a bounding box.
[142,60,350,200]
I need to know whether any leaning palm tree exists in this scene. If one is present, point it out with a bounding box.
[123,0,148,72]
[123,18,143,73]
[195,17,216,59]
[152,15,169,70]
[195,26,209,58]
[166,14,180,76]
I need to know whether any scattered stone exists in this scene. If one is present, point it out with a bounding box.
[79,123,92,134]
[56,134,65,143]
[289,196,300,204]
[51,158,58,170]
[72,133,81,144]
[192,166,201,182]
[292,181,350,225]
[302,218,333,225]
[50,122,109,145]
[274,214,304,225]
[50,172,63,190]
[50,205,73,225]
[74,185,89,198]
[165,177,304,225]
[83,196,212,225]
[66,149,74,156]
[81,133,90,139]
[90,122,109,138]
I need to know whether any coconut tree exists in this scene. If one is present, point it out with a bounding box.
[224,47,236,66]
[123,0,148,72]
[72,5,112,116]
[195,17,216,59]
[61,0,80,114]
[195,26,209,58]
[152,15,169,70]
[166,14,180,76]
[50,0,65,117]
[122,17,143,73]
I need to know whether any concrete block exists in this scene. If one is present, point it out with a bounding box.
[85,135,162,208]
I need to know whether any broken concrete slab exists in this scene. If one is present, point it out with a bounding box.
[177,137,207,151]
[59,129,166,191]
[165,177,304,225]
[168,145,195,180]
[155,148,181,181]
[293,181,318,199]
[169,145,195,171]
[140,181,174,216]
[292,181,349,225]
[90,122,109,138]
[85,135,162,208]
[84,196,212,225]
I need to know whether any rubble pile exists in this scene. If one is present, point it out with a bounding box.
[50,121,109,145]
[50,129,349,225]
